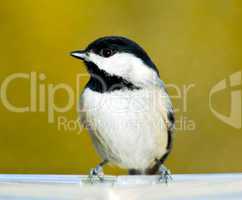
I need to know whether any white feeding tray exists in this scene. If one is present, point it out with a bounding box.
[0,174,242,200]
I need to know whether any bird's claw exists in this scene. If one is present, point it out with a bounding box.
[158,165,172,184]
[88,165,104,183]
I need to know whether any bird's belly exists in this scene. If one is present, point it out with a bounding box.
[82,88,168,170]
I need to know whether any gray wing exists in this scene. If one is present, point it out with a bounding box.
[158,80,175,163]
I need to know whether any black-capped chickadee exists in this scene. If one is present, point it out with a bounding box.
[71,36,175,182]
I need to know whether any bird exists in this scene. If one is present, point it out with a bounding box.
[70,36,175,182]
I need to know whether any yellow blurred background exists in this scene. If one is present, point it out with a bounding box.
[0,0,241,175]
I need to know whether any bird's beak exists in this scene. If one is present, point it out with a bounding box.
[70,50,87,60]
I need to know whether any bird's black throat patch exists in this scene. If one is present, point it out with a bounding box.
[84,61,140,93]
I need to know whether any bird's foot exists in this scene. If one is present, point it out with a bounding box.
[158,165,172,184]
[88,165,104,183]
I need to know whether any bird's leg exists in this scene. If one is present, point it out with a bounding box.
[158,164,172,184]
[89,159,108,182]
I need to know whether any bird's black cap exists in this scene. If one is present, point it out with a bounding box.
[85,36,159,76]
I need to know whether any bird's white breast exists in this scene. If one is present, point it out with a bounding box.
[81,87,169,170]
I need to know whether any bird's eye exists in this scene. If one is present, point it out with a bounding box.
[100,48,115,57]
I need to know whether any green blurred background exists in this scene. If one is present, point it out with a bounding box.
[0,0,241,175]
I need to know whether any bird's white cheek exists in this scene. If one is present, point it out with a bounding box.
[105,56,131,77]
[131,65,158,86]
[88,53,131,77]
[87,52,159,86]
